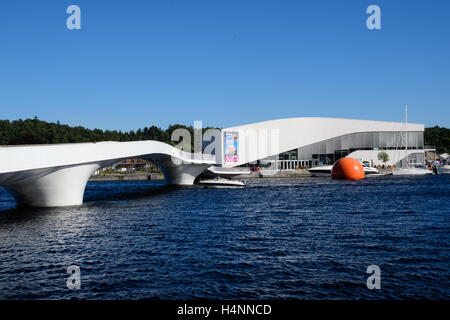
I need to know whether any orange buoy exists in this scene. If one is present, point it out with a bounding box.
[331,157,365,180]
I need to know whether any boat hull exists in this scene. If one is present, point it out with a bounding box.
[308,165,379,177]
[392,168,433,176]
[308,165,333,177]
[198,179,245,187]
[308,171,332,177]
[436,166,450,174]
[363,167,380,175]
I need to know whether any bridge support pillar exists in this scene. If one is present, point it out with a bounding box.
[0,157,211,208]
[4,163,100,207]
[161,157,211,185]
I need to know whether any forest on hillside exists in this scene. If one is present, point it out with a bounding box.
[424,126,450,154]
[0,118,212,151]
[1,118,449,154]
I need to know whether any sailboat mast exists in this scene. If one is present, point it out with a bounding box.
[405,104,408,168]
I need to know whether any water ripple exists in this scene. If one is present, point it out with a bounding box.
[0,176,449,299]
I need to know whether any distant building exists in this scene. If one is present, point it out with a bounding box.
[116,158,150,171]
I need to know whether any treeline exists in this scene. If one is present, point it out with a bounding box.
[1,118,449,154]
[0,118,214,149]
[424,126,450,154]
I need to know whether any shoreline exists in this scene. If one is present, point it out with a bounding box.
[89,170,313,182]
[89,173,164,181]
[88,169,402,181]
[234,170,312,179]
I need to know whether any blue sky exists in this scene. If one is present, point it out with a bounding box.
[0,0,449,130]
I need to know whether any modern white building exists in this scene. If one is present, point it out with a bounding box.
[218,117,425,169]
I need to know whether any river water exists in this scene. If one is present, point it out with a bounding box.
[0,175,449,299]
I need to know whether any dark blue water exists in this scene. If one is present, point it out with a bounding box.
[0,176,449,299]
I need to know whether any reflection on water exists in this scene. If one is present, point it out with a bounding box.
[0,176,449,299]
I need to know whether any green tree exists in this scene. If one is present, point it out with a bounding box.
[377,150,389,164]
[0,118,204,149]
[424,126,450,154]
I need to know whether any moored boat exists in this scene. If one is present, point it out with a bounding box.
[361,163,380,175]
[392,166,433,176]
[436,165,450,174]
[308,162,379,177]
[308,165,333,177]
[391,105,433,176]
[198,177,245,187]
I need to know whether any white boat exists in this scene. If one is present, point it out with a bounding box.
[362,163,380,175]
[198,177,245,187]
[436,165,450,174]
[392,105,433,176]
[392,166,433,176]
[308,162,379,177]
[308,165,333,177]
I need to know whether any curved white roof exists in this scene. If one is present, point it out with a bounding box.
[222,117,424,167]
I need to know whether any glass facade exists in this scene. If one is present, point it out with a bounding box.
[278,131,424,166]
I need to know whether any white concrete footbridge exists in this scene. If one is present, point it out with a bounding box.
[0,141,216,207]
[0,117,425,208]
